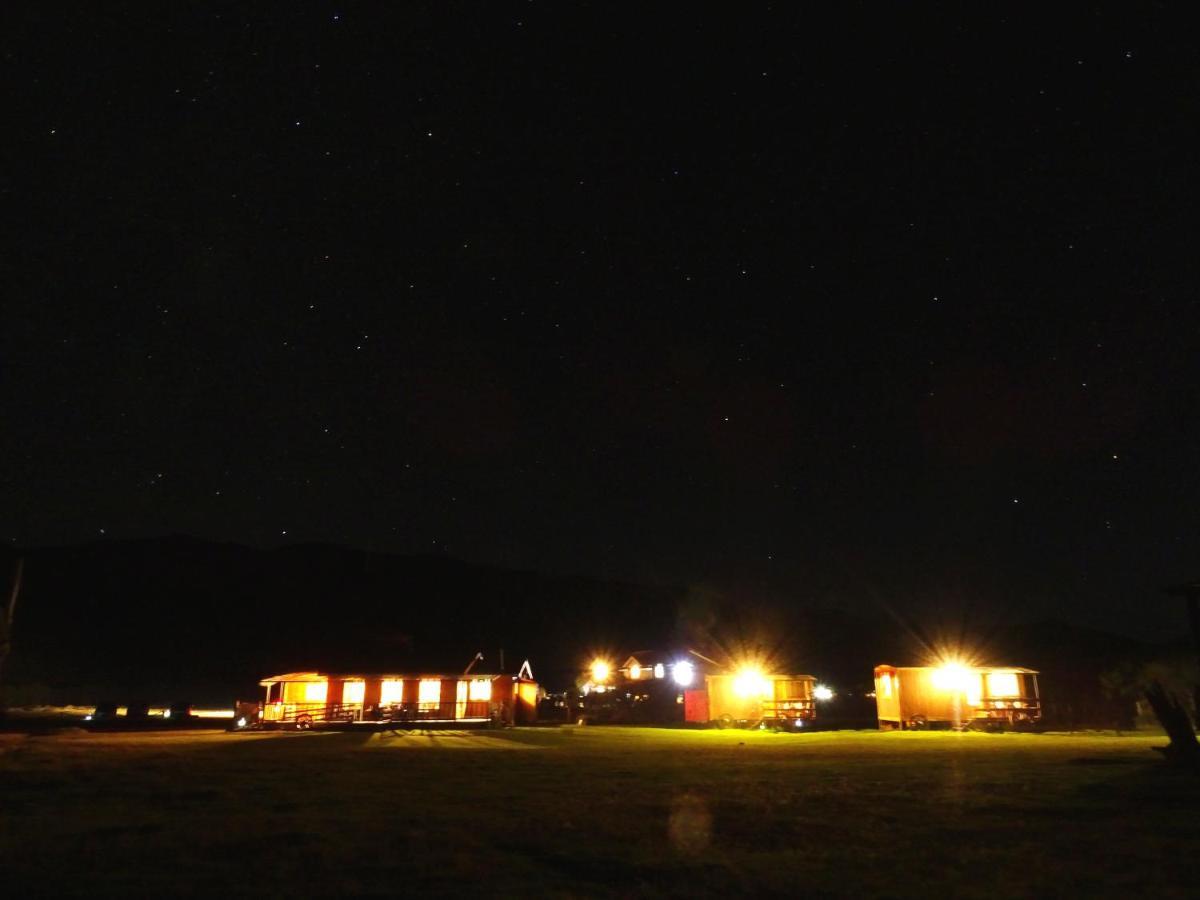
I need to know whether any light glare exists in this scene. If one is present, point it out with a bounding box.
[673,660,695,686]
[733,667,770,698]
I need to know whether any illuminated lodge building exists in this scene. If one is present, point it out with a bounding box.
[583,650,818,729]
[254,666,539,729]
[873,664,1042,730]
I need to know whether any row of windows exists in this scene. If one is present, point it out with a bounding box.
[289,678,493,706]
[876,671,1023,701]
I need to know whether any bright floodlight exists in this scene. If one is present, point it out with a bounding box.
[590,660,611,683]
[673,660,695,686]
[813,684,834,701]
[932,662,972,692]
[733,667,770,698]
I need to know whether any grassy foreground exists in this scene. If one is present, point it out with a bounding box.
[2,726,1199,897]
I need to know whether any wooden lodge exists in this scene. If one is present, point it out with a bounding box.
[685,671,817,728]
[247,666,539,730]
[582,650,817,729]
[873,664,1042,730]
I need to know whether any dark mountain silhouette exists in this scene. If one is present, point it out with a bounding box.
[0,538,1164,723]
[1,537,682,703]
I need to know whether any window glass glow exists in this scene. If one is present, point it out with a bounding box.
[342,681,365,704]
[673,660,694,686]
[987,671,1020,698]
[456,679,468,718]
[469,678,492,701]
[629,663,642,679]
[419,679,442,711]
[303,681,328,703]
[966,681,982,706]
[380,679,405,704]
[653,663,665,679]
[880,673,893,698]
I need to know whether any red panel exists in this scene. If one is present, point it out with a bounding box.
[684,689,709,723]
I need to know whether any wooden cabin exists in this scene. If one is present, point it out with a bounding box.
[249,668,539,730]
[586,650,817,729]
[684,672,817,728]
[873,664,1041,730]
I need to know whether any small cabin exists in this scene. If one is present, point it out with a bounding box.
[251,669,539,730]
[874,664,1041,730]
[685,672,817,728]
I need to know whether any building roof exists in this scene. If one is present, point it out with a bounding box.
[874,664,1039,674]
[259,670,528,686]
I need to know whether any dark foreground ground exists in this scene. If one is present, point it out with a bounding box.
[2,726,1199,897]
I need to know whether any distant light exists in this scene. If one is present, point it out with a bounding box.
[236,716,248,728]
[813,685,834,702]
[673,660,695,687]
[83,714,93,722]
[794,718,805,728]
[163,709,171,719]
[590,660,611,683]
[653,663,665,679]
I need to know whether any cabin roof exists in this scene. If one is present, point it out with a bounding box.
[707,671,817,682]
[259,671,525,686]
[621,651,671,668]
[621,648,723,670]
[874,664,1039,675]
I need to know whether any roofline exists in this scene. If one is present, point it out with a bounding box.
[259,671,534,685]
[874,664,1039,674]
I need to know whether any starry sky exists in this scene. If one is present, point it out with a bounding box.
[4,4,1198,639]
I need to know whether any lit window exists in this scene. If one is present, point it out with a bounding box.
[419,679,442,711]
[966,680,982,707]
[456,680,468,718]
[880,673,893,698]
[653,663,665,679]
[343,681,365,704]
[986,671,1020,698]
[469,679,492,701]
[380,679,405,704]
[303,681,327,703]
[630,663,642,679]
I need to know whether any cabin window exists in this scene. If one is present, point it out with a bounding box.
[343,681,365,704]
[456,680,468,718]
[630,663,642,679]
[303,681,327,703]
[880,673,893,698]
[653,663,665,679]
[419,679,442,712]
[775,680,808,699]
[986,671,1021,698]
[380,679,405,704]
[468,679,492,701]
[966,678,982,707]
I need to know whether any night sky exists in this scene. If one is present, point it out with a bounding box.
[5,5,1198,639]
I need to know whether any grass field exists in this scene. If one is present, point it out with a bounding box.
[2,726,1199,897]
